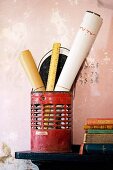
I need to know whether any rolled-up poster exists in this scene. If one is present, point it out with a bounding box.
[20,50,45,91]
[55,11,103,91]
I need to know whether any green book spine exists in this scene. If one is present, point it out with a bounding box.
[83,144,113,154]
[87,129,113,134]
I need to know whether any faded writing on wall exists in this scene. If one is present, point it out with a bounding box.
[77,59,99,85]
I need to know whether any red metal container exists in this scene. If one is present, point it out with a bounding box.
[31,91,72,152]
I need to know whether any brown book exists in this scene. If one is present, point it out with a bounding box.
[79,143,84,155]
[83,124,113,130]
[86,118,113,125]
[83,133,113,143]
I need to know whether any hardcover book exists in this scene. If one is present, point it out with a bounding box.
[86,129,113,134]
[86,118,113,125]
[83,143,113,154]
[83,133,113,143]
[83,124,113,130]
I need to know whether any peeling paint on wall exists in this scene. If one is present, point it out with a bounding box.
[68,0,79,6]
[51,8,69,46]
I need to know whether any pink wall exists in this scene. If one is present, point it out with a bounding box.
[0,0,113,155]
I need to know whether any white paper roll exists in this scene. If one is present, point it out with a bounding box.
[55,11,103,91]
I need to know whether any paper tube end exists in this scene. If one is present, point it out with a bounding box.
[86,10,100,17]
[21,50,31,57]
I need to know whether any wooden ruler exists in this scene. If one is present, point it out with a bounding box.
[44,43,61,129]
[46,43,61,91]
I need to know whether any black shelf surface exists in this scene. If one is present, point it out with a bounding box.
[15,150,113,162]
[15,145,113,170]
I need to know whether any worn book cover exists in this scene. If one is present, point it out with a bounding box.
[86,129,113,134]
[83,133,113,143]
[84,124,113,130]
[86,118,113,125]
[83,143,113,154]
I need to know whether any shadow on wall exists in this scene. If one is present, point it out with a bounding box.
[106,17,113,51]
[97,0,113,10]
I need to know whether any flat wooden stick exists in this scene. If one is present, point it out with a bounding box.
[46,42,61,91]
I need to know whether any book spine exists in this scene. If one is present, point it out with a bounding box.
[86,118,113,125]
[83,144,113,154]
[79,143,84,155]
[83,124,113,130]
[83,133,113,143]
[87,129,113,134]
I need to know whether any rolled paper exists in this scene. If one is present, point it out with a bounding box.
[55,11,103,91]
[20,50,45,91]
[46,42,61,91]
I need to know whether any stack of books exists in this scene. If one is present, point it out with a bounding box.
[82,118,113,154]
